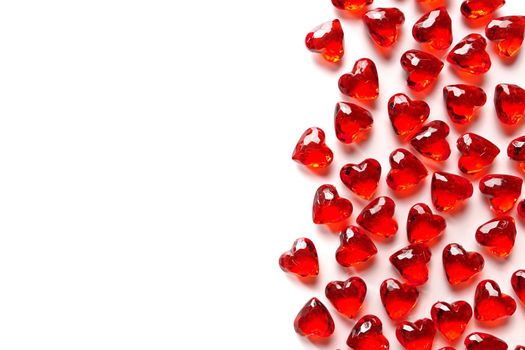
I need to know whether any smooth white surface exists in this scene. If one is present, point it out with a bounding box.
[0,0,524,349]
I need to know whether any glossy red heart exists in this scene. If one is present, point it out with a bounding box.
[412,7,453,50]
[443,243,484,285]
[447,34,491,75]
[346,314,390,350]
[395,318,436,350]
[292,127,333,169]
[363,7,405,47]
[339,58,379,100]
[410,120,451,161]
[335,102,374,144]
[336,225,377,267]
[431,172,473,212]
[511,269,525,306]
[444,84,487,125]
[457,133,499,174]
[340,158,381,199]
[387,148,428,191]
[400,50,444,91]
[325,276,367,318]
[294,297,335,338]
[431,300,472,342]
[475,216,516,258]
[479,174,522,214]
[464,332,508,350]
[279,237,319,278]
[390,243,431,286]
[474,280,517,322]
[486,16,525,57]
[357,196,397,238]
[407,203,446,244]
[312,184,353,224]
[305,19,344,63]
[388,93,429,138]
[380,278,419,320]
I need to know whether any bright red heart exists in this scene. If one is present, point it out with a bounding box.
[461,0,505,19]
[410,120,451,161]
[474,279,517,321]
[507,136,525,163]
[476,216,516,257]
[518,199,525,219]
[305,19,344,63]
[332,0,373,11]
[334,102,374,144]
[457,133,500,174]
[431,300,473,342]
[357,196,397,238]
[363,7,405,47]
[388,93,429,138]
[339,58,379,100]
[395,318,436,350]
[479,174,522,214]
[386,148,428,191]
[336,225,377,267]
[511,270,525,306]
[443,243,484,285]
[340,159,381,199]
[347,314,389,350]
[407,203,446,244]
[292,127,333,169]
[325,276,367,318]
[494,83,525,126]
[412,7,453,50]
[431,172,473,212]
[400,50,444,91]
[390,244,431,286]
[464,332,508,350]
[380,278,419,320]
[443,84,487,125]
[279,237,319,277]
[294,297,335,338]
[312,184,353,224]
[486,16,525,57]
[447,34,491,75]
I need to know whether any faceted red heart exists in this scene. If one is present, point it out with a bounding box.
[494,83,525,125]
[357,196,397,238]
[346,314,389,350]
[443,243,484,285]
[395,318,436,350]
[464,332,508,350]
[412,7,453,50]
[431,172,473,212]
[292,127,333,169]
[443,84,487,125]
[400,50,444,91]
[312,184,353,224]
[390,244,431,286]
[386,148,428,191]
[461,0,505,19]
[339,58,379,100]
[407,203,446,244]
[332,0,373,11]
[305,19,344,63]
[474,279,517,321]
[479,174,522,214]
[294,297,335,338]
[335,102,374,144]
[388,93,429,138]
[511,270,525,306]
[431,301,472,342]
[457,133,499,174]
[507,136,525,162]
[518,199,525,219]
[380,278,419,320]
[336,225,377,267]
[340,159,381,199]
[325,276,367,318]
[363,7,405,47]
[279,237,319,277]
[486,16,525,57]
[447,34,491,75]
[410,120,451,161]
[476,216,516,257]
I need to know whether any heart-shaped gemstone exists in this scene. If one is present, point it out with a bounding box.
[294,297,335,338]
[305,19,344,63]
[412,7,453,50]
[357,196,398,238]
[346,314,389,350]
[495,83,525,125]
[511,270,525,306]
[431,301,473,342]
[390,244,432,286]
[335,102,374,144]
[476,216,516,257]
[332,0,373,11]
[518,199,525,219]
[401,50,444,91]
[464,332,508,350]
[386,148,428,191]
[443,84,487,125]
[312,184,353,224]
[388,93,429,138]
[340,159,381,199]
[380,278,419,320]
[407,203,446,244]
[507,136,525,162]
[292,127,333,169]
[336,226,378,267]
[325,276,367,318]
[479,174,522,214]
[279,237,319,277]
[339,58,379,100]
[457,133,500,174]
[443,243,484,285]
[474,279,517,321]
[447,34,491,75]
[461,0,505,20]
[410,120,451,161]
[395,318,436,350]
[363,7,405,47]
[486,16,525,57]
[431,172,473,212]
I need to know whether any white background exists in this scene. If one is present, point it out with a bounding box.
[0,0,524,349]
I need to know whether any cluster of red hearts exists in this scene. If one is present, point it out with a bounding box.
[279,0,525,349]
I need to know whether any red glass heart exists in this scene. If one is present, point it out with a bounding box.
[410,120,451,161]
[380,278,419,320]
[292,127,333,169]
[325,276,367,318]
[339,58,379,100]
[305,19,344,63]
[363,7,405,47]
[479,174,522,214]
[357,196,397,238]
[431,300,472,342]
[388,93,429,138]
[476,216,516,257]
[474,279,517,321]
[461,0,505,20]
[334,102,374,144]
[431,172,473,212]
[464,332,508,350]
[400,50,444,91]
[443,243,484,285]
[336,225,377,267]
[486,16,525,57]
[457,133,499,174]
[279,237,319,278]
[340,159,381,199]
[447,34,491,75]
[395,318,436,350]
[511,270,525,306]
[390,244,431,286]
[412,7,453,50]
[312,184,353,224]
[347,314,389,350]
[495,83,525,125]
[386,148,428,191]
[294,297,335,338]
[407,203,446,244]
[443,84,487,125]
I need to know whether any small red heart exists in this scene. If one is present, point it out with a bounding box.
[495,83,525,126]
[407,203,446,244]
[305,19,344,63]
[395,318,436,350]
[464,332,508,350]
[312,184,353,224]
[511,269,525,306]
[336,226,377,267]
[431,300,473,342]
[340,158,381,199]
[412,7,453,50]
[486,16,525,57]
[388,93,429,138]
[334,102,374,144]
[410,120,451,161]
[390,244,432,286]
[457,133,499,174]
[400,50,443,91]
[363,7,405,47]
[339,58,379,101]
[474,279,517,322]
[461,0,505,20]
[325,276,367,318]
[292,127,333,170]
[380,278,419,320]
[386,148,428,192]
[279,237,319,278]
[475,216,516,258]
[443,243,484,285]
[431,172,473,212]
[444,85,487,125]
[357,196,398,238]
[346,314,390,350]
[479,174,522,215]
[447,34,491,75]
[294,297,335,338]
